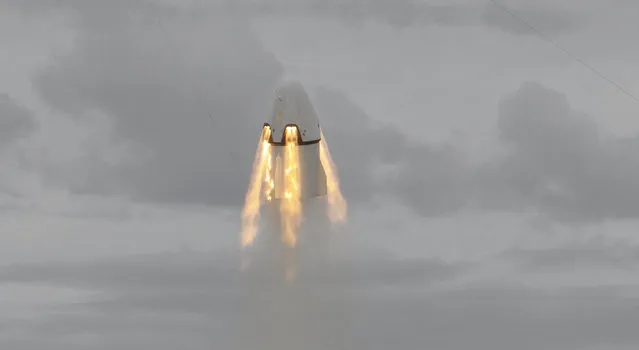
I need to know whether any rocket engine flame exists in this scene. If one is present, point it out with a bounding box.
[240,126,272,248]
[240,126,347,249]
[280,126,303,248]
[240,81,347,280]
[319,131,347,224]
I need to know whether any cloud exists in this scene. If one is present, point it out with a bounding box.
[311,87,473,215]
[33,1,282,206]
[389,141,470,216]
[481,2,581,36]
[479,81,639,222]
[12,0,639,223]
[243,0,582,36]
[312,87,415,202]
[5,0,583,36]
[0,251,468,349]
[504,235,639,271]
[28,0,464,213]
[358,80,639,223]
[0,94,38,198]
[0,251,468,292]
[0,94,36,150]
[1,251,638,350]
[4,3,639,350]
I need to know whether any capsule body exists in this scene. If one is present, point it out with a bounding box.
[264,81,327,200]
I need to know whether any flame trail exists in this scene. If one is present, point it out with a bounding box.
[241,126,344,282]
[264,145,275,202]
[319,131,347,223]
[280,126,302,248]
[241,126,272,248]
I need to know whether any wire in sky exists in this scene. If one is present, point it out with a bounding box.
[488,0,639,104]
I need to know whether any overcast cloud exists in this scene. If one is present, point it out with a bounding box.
[7,0,585,35]
[1,250,639,350]
[6,0,638,219]
[0,94,36,150]
[2,0,639,349]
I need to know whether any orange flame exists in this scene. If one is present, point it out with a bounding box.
[240,126,272,248]
[280,126,302,247]
[319,131,347,223]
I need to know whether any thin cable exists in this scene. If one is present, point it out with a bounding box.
[489,0,639,104]
[156,19,216,126]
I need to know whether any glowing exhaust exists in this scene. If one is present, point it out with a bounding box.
[319,130,347,224]
[240,126,272,248]
[280,126,302,247]
[240,81,348,279]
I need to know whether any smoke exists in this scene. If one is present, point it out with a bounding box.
[237,123,352,348]
[238,194,354,350]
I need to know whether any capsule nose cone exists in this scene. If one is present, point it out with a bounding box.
[267,80,321,143]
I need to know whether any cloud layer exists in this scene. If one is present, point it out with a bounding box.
[34,3,282,206]
[28,0,452,211]
[0,94,36,151]
[2,2,639,349]
[478,82,639,222]
[1,250,638,350]
[7,0,636,224]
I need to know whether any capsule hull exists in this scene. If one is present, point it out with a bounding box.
[268,141,327,200]
[263,80,328,200]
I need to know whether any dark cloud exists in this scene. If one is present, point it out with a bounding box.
[306,87,470,215]
[6,0,582,36]
[0,250,468,292]
[0,95,37,198]
[482,2,581,37]
[312,87,421,203]
[3,0,172,17]
[390,142,470,216]
[229,0,582,36]
[12,0,638,222]
[241,0,581,35]
[503,236,639,271]
[367,81,639,223]
[480,81,639,222]
[29,0,462,212]
[261,0,478,28]
[1,251,638,349]
[0,251,468,349]
[0,94,36,150]
[308,0,581,35]
[34,2,283,206]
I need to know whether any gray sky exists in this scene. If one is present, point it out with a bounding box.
[2,0,639,349]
